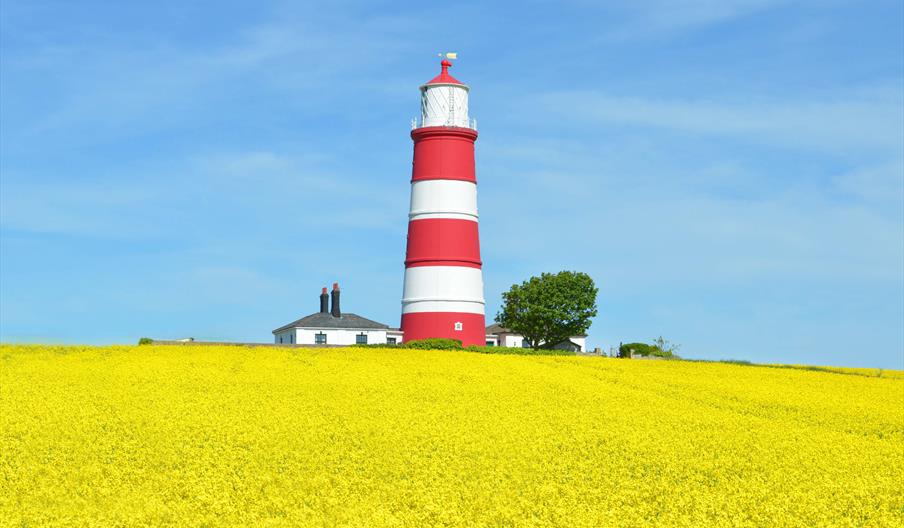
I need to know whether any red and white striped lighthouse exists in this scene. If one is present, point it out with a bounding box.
[400,57,485,346]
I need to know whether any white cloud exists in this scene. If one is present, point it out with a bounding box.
[605,0,791,39]
[832,160,904,206]
[479,130,903,289]
[2,9,420,145]
[0,177,170,237]
[0,148,409,238]
[526,87,903,152]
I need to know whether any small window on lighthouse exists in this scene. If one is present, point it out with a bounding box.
[454,322,463,331]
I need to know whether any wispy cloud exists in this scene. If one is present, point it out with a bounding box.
[479,125,903,290]
[0,148,408,238]
[1,10,421,148]
[604,0,791,39]
[0,177,169,237]
[832,159,904,206]
[524,85,903,152]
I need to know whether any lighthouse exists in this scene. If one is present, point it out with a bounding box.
[400,57,486,346]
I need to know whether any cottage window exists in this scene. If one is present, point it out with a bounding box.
[387,337,397,345]
[356,333,368,345]
[315,333,327,345]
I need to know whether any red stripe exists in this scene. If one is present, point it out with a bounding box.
[405,219,481,268]
[401,312,487,347]
[411,127,478,183]
[406,260,481,269]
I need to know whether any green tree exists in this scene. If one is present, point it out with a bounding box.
[619,342,656,358]
[618,338,681,359]
[496,271,598,350]
[652,336,681,358]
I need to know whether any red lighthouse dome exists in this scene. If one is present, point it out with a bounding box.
[424,59,463,85]
[400,58,486,346]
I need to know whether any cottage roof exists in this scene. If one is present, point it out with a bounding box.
[485,323,509,334]
[272,312,389,334]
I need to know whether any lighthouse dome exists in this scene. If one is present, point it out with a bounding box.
[417,59,473,129]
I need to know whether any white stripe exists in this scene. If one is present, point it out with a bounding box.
[408,212,477,221]
[409,180,478,222]
[402,300,485,315]
[402,266,485,314]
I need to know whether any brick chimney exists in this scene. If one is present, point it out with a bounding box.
[319,287,329,313]
[330,282,341,318]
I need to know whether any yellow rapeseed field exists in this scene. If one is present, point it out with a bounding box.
[1,345,902,527]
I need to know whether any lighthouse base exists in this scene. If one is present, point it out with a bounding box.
[401,312,486,347]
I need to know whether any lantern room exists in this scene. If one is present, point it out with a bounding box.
[415,59,475,129]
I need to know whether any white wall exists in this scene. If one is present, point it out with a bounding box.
[500,334,526,348]
[496,333,586,352]
[387,330,404,345]
[571,336,587,352]
[276,327,585,351]
[294,328,388,346]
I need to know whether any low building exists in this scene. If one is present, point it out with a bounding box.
[273,284,400,346]
[484,323,587,352]
[273,288,588,350]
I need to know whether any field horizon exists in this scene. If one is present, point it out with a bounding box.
[2,344,902,526]
[2,340,900,374]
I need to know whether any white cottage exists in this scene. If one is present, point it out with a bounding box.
[484,323,587,352]
[273,284,402,346]
[273,286,588,350]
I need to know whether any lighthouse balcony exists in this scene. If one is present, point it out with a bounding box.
[411,117,477,131]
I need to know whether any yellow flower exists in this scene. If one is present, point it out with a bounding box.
[1,344,901,527]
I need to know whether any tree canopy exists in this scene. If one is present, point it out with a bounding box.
[496,271,598,350]
[618,337,681,359]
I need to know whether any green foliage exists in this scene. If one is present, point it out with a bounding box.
[652,336,681,358]
[619,342,654,358]
[496,271,597,350]
[619,339,680,359]
[138,337,153,345]
[465,345,574,356]
[691,360,891,379]
[403,338,463,350]
[355,340,570,354]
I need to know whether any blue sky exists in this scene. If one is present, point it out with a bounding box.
[1,0,902,368]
